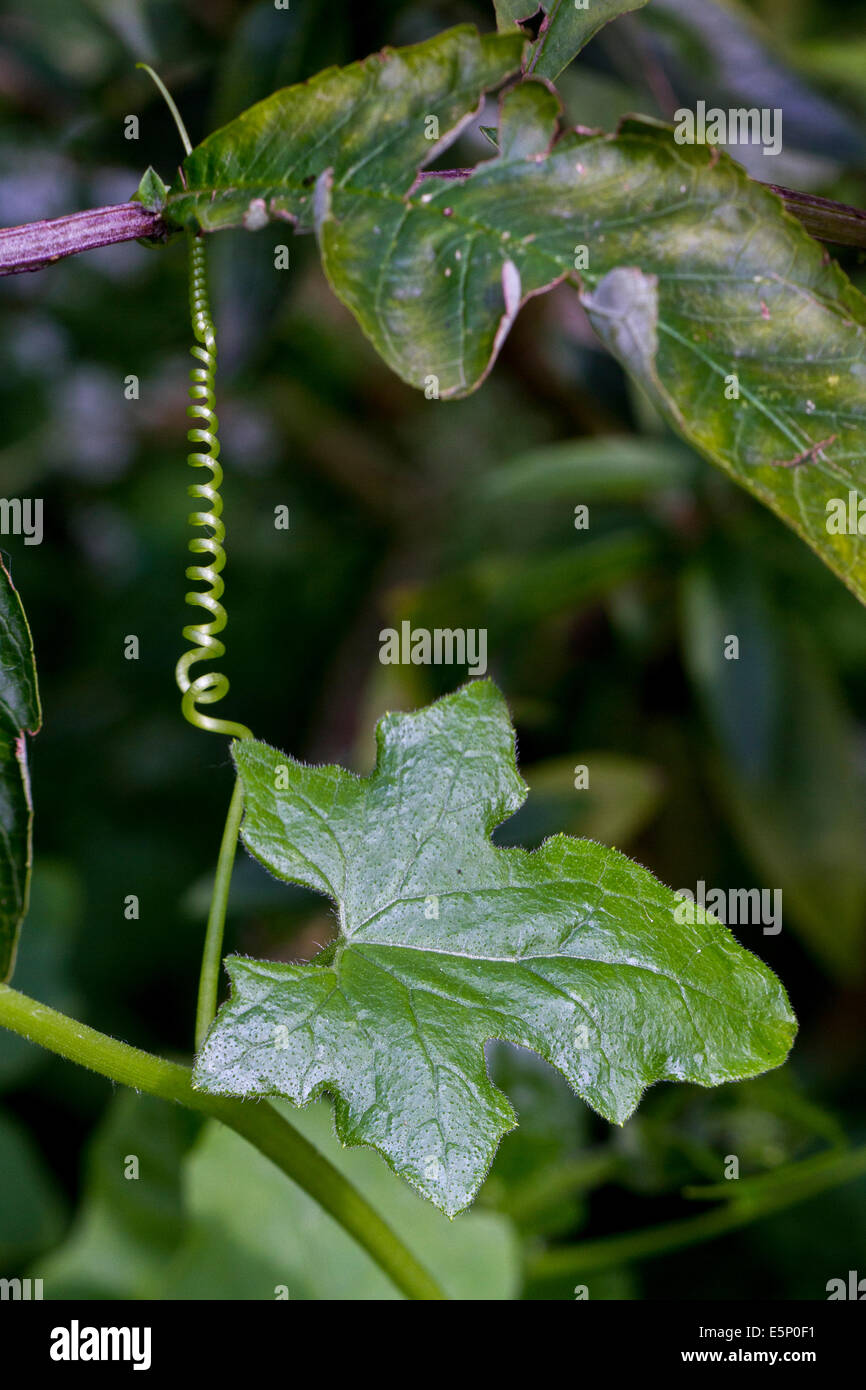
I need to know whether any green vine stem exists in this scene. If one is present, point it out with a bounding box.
[0,983,446,1301]
[525,1143,866,1290]
[195,776,245,1051]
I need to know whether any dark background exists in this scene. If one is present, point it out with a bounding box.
[1,0,866,1299]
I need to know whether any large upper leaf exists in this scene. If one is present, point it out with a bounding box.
[194,680,795,1216]
[493,1,650,79]
[312,82,866,604]
[0,558,41,981]
[165,36,866,604]
[164,25,524,235]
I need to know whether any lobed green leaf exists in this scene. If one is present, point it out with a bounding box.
[194,680,796,1216]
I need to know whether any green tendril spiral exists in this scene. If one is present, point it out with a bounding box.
[175,236,252,741]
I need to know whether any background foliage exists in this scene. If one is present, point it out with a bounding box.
[1,0,865,1299]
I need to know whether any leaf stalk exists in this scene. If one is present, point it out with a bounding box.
[195,775,245,1051]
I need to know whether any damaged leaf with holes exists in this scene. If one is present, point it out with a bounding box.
[163,32,866,607]
[315,80,866,607]
[194,681,796,1216]
[164,26,525,235]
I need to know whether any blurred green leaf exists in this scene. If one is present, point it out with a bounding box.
[643,0,866,165]
[33,1091,200,1299]
[794,37,866,112]
[82,0,156,63]
[0,557,41,981]
[397,531,660,666]
[616,1071,847,1199]
[161,1101,519,1301]
[477,435,694,505]
[485,531,658,626]
[209,0,347,131]
[495,752,664,848]
[0,1108,67,1264]
[0,862,84,1092]
[745,1157,866,1299]
[680,555,866,978]
[31,1091,517,1300]
[481,1044,602,1237]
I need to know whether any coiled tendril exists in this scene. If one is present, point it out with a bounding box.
[175,237,252,740]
